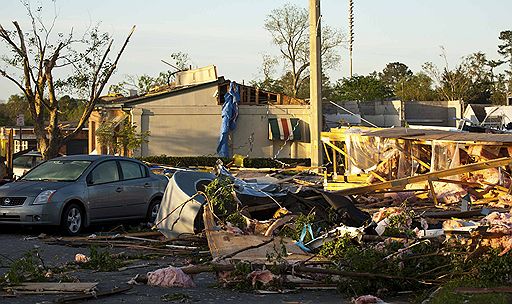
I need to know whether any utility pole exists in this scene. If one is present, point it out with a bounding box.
[348,0,354,77]
[309,0,322,168]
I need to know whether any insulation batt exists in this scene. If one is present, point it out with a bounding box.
[147,266,196,288]
[432,182,466,205]
[247,270,274,286]
[352,295,386,304]
[480,211,512,256]
[491,194,512,208]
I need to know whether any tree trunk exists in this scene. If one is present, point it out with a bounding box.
[37,128,62,160]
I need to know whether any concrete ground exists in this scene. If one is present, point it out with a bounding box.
[0,225,352,304]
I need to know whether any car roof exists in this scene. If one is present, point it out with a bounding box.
[20,151,41,157]
[52,154,142,162]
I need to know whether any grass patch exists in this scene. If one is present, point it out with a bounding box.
[429,278,510,304]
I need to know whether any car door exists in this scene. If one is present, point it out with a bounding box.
[86,160,125,220]
[118,160,152,217]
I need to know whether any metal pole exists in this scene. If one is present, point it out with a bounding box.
[309,0,323,168]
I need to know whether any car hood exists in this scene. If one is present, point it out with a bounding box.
[0,180,71,196]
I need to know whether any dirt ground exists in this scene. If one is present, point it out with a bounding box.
[0,225,353,304]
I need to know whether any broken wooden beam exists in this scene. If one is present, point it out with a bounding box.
[333,157,512,197]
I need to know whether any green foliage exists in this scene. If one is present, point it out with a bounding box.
[394,72,437,101]
[279,213,316,242]
[498,30,512,78]
[423,51,498,103]
[203,176,248,230]
[226,213,247,230]
[0,94,35,126]
[109,52,191,96]
[379,62,413,92]
[1,250,47,285]
[319,238,453,294]
[81,246,123,272]
[383,209,415,237]
[429,278,510,304]
[170,52,191,71]
[331,75,392,101]
[139,155,311,168]
[96,121,150,155]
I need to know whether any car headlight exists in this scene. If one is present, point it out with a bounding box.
[33,190,56,205]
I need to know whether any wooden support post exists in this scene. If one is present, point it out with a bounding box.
[332,144,337,178]
[428,178,439,206]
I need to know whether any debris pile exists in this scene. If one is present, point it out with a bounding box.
[145,152,512,302]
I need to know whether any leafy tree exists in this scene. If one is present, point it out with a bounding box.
[96,121,150,156]
[379,62,413,93]
[0,1,134,159]
[264,3,344,97]
[395,72,436,101]
[331,75,392,102]
[491,73,509,105]
[170,51,191,71]
[498,30,512,79]
[250,54,285,94]
[58,95,86,122]
[109,52,191,96]
[423,50,493,103]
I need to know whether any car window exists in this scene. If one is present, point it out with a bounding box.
[22,160,91,181]
[139,164,149,177]
[13,156,32,169]
[120,161,143,180]
[89,161,120,185]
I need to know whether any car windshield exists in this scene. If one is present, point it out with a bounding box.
[21,160,92,181]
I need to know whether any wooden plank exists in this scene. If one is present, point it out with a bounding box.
[203,206,314,263]
[12,282,98,293]
[332,157,512,196]
[56,286,132,303]
[427,179,439,206]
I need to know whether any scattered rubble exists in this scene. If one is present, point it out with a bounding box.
[5,131,512,303]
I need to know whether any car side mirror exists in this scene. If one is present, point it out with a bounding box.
[86,175,94,185]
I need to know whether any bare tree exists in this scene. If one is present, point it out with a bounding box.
[264,3,344,97]
[0,1,134,159]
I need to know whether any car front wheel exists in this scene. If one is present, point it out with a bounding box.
[61,203,84,236]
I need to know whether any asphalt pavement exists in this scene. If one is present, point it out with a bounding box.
[0,225,348,304]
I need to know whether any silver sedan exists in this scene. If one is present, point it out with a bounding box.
[0,155,168,235]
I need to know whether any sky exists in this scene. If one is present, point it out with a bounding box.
[0,0,511,101]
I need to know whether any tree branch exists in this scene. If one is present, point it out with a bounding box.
[63,25,136,144]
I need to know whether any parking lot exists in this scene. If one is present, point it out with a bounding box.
[0,226,347,304]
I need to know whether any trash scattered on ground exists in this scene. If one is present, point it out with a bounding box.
[7,141,512,303]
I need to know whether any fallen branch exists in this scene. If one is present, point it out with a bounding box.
[178,263,438,285]
[55,286,132,303]
[454,287,512,294]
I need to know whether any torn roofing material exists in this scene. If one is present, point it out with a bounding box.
[363,127,512,144]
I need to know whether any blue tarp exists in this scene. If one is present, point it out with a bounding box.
[216,82,240,157]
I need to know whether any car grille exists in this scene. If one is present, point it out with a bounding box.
[0,197,27,206]
[0,215,20,221]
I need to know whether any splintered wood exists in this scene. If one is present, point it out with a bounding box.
[203,204,314,263]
